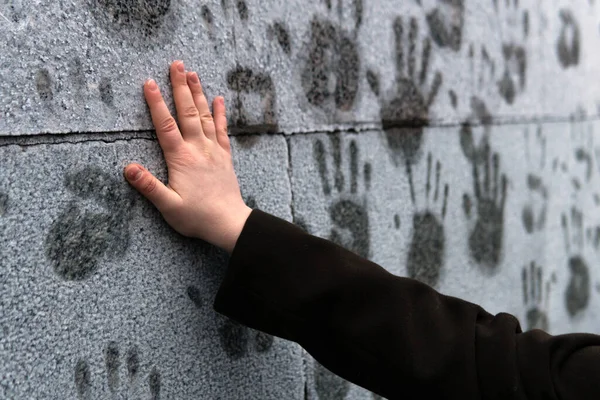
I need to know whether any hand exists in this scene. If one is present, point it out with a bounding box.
[124,60,252,253]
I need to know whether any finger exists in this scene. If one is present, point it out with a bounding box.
[170,61,204,141]
[124,164,181,212]
[144,79,184,153]
[188,71,217,141]
[213,96,231,152]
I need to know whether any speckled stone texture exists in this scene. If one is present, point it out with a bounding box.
[1,0,600,136]
[0,136,303,399]
[2,0,600,399]
[291,125,600,399]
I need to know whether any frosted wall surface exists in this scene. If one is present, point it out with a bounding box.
[2,0,600,398]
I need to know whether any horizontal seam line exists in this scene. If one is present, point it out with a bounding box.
[1,114,599,147]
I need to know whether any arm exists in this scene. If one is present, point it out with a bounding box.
[123,62,600,400]
[214,209,600,399]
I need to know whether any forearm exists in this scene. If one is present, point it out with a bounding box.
[214,209,600,399]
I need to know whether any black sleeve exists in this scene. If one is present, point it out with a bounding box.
[213,210,600,400]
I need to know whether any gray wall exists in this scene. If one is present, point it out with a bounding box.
[1,0,600,398]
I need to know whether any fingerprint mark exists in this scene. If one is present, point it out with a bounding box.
[36,68,53,101]
[314,139,331,196]
[104,342,120,392]
[74,359,91,400]
[364,163,372,191]
[255,331,275,353]
[99,77,114,106]
[149,366,161,400]
[270,22,291,55]
[236,0,248,20]
[366,69,380,96]
[0,193,8,216]
[201,5,214,27]
[127,346,139,381]
[219,319,249,359]
[187,286,204,309]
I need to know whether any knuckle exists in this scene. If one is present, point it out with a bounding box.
[158,116,178,133]
[180,106,200,119]
[191,84,204,95]
[217,122,228,136]
[142,176,158,195]
[200,112,214,124]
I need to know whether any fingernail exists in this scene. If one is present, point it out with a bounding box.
[177,61,185,73]
[126,166,143,181]
[219,97,225,106]
[147,79,158,91]
[188,72,199,84]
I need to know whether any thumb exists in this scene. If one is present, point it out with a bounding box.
[124,164,179,212]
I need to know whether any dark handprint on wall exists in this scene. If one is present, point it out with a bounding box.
[463,142,508,272]
[314,134,372,259]
[45,167,134,281]
[521,261,550,331]
[186,278,274,360]
[420,0,465,51]
[493,0,529,105]
[301,0,363,112]
[406,153,449,287]
[314,361,350,400]
[75,342,161,400]
[561,208,591,317]
[219,318,275,359]
[226,65,279,134]
[556,9,581,69]
[92,0,172,37]
[368,17,442,167]
[219,0,281,136]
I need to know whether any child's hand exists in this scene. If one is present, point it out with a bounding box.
[124,60,252,253]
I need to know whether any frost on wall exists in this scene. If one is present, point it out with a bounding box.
[1,0,600,399]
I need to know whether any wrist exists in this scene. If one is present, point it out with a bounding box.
[219,205,253,254]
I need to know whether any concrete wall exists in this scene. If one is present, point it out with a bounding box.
[1,0,600,398]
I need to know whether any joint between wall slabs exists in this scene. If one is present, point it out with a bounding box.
[1,113,600,149]
[284,135,298,225]
[0,130,157,148]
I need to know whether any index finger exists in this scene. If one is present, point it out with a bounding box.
[144,79,184,153]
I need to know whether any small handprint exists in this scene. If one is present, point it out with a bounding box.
[368,16,442,166]
[521,261,550,331]
[314,361,350,400]
[300,0,363,112]
[219,318,275,359]
[75,342,160,400]
[314,134,372,259]
[463,142,508,271]
[226,65,278,135]
[186,281,274,360]
[45,167,134,281]
[406,152,449,287]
